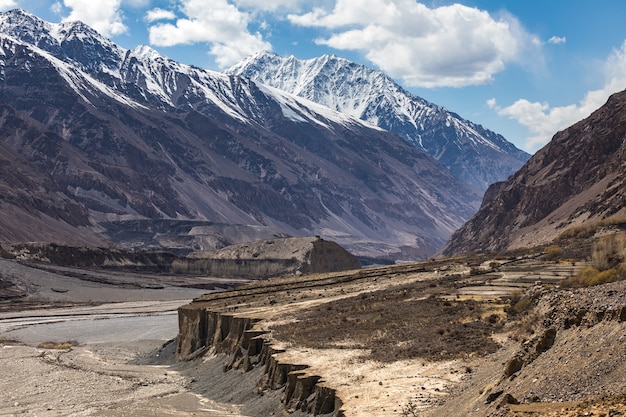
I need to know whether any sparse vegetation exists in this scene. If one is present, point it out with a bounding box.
[560,232,626,287]
[37,341,78,349]
[592,232,626,270]
[400,399,420,416]
[505,290,534,316]
[270,279,503,362]
[560,266,621,288]
[556,216,626,242]
[543,245,563,260]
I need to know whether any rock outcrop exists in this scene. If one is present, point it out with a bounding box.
[172,236,361,279]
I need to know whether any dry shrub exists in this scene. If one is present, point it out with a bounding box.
[560,266,620,288]
[592,232,626,270]
[37,341,77,349]
[400,400,420,416]
[559,232,626,288]
[543,245,563,260]
[557,216,626,242]
[505,290,533,316]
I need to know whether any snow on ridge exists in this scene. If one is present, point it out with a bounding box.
[0,13,388,136]
[257,82,384,131]
[20,38,146,110]
[227,52,519,157]
[132,44,162,61]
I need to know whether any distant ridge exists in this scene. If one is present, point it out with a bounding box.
[228,51,529,191]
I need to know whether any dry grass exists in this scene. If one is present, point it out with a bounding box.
[37,341,78,349]
[560,232,626,287]
[557,216,626,242]
[270,279,504,362]
[543,245,563,260]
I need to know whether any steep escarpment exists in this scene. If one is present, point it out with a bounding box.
[172,258,540,416]
[443,89,626,255]
[176,307,343,415]
[176,253,626,416]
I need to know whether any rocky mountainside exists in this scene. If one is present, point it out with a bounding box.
[0,9,481,259]
[227,51,529,191]
[443,90,626,255]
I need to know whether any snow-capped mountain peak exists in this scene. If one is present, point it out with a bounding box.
[132,44,164,61]
[228,51,530,191]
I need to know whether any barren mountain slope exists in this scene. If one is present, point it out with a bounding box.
[443,89,626,255]
[228,51,529,191]
[0,9,481,258]
[0,103,102,245]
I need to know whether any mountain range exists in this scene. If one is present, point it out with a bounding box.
[227,51,529,191]
[0,9,485,259]
[443,89,626,255]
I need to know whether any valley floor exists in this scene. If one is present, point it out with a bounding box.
[0,259,288,416]
[2,257,626,416]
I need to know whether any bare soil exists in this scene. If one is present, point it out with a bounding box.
[0,257,288,416]
[188,254,626,416]
[4,252,626,416]
[270,280,504,362]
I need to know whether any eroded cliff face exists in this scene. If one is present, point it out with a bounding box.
[176,305,343,416]
[175,237,362,279]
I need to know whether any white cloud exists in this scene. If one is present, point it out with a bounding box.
[61,0,127,36]
[51,2,63,15]
[147,0,271,68]
[491,40,626,151]
[233,0,308,12]
[288,0,538,88]
[144,8,176,23]
[0,0,18,11]
[547,36,566,45]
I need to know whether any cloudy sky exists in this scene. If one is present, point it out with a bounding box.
[6,0,626,153]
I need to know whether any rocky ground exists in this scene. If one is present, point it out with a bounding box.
[0,257,279,416]
[179,255,626,416]
[3,253,626,416]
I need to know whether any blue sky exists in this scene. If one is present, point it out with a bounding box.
[5,0,626,154]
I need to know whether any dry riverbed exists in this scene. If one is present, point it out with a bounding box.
[0,258,291,416]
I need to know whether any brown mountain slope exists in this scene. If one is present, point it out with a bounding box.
[0,10,481,259]
[0,103,103,245]
[443,90,626,255]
